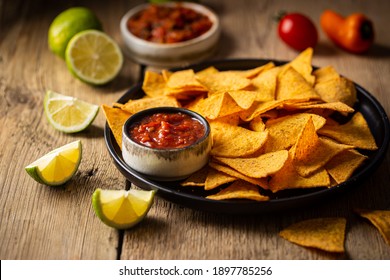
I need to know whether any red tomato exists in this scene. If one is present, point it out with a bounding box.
[278,13,318,51]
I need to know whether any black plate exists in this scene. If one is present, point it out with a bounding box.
[104,59,390,213]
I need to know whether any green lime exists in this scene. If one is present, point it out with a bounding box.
[65,30,123,85]
[92,188,156,229]
[25,140,82,186]
[44,90,99,133]
[48,7,102,59]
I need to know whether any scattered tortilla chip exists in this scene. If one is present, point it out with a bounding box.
[279,217,346,253]
[205,168,236,190]
[292,117,354,177]
[315,77,357,108]
[206,180,269,201]
[318,112,378,150]
[325,150,368,184]
[116,96,180,114]
[355,209,390,246]
[215,150,289,178]
[142,71,166,97]
[228,90,257,109]
[251,66,279,101]
[210,122,269,157]
[101,104,131,149]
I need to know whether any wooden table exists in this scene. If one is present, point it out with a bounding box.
[1,0,390,260]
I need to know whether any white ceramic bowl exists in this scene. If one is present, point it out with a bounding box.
[120,2,220,67]
[122,107,212,181]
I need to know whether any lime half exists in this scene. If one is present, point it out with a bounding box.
[25,140,82,186]
[92,188,156,229]
[65,30,123,85]
[44,90,99,133]
[48,7,102,59]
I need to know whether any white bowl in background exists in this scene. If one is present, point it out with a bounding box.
[120,2,220,67]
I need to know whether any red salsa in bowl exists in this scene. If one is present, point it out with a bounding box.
[130,111,206,149]
[126,4,213,44]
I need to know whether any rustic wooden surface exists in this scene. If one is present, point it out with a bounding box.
[1,0,390,260]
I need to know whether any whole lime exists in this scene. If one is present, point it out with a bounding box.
[48,7,102,59]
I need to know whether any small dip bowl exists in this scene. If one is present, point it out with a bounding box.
[122,107,212,181]
[120,2,220,67]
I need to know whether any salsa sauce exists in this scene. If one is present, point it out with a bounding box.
[130,112,206,149]
[127,4,213,43]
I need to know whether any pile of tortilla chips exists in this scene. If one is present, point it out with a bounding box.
[102,48,378,202]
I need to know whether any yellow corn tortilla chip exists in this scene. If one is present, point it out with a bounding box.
[210,122,269,157]
[180,166,209,187]
[315,77,357,108]
[279,217,346,253]
[196,71,252,94]
[263,113,327,153]
[318,112,378,150]
[142,71,166,97]
[313,66,340,84]
[251,66,279,102]
[355,209,390,246]
[269,152,330,192]
[228,62,275,79]
[227,90,257,110]
[116,96,180,114]
[205,168,236,190]
[276,66,320,101]
[215,150,289,178]
[209,162,270,190]
[325,149,368,184]
[206,180,269,201]
[239,100,284,121]
[166,69,206,90]
[286,47,315,85]
[101,104,131,149]
[195,66,219,79]
[282,101,355,114]
[292,117,354,177]
[249,115,266,132]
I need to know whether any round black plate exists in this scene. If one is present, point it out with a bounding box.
[104,59,390,213]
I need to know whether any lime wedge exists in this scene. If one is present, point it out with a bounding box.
[65,30,123,85]
[25,140,82,186]
[92,188,156,229]
[44,90,99,133]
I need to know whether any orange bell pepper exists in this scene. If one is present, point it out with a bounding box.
[320,10,374,54]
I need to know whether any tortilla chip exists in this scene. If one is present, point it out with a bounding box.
[195,66,219,79]
[180,166,209,187]
[142,71,166,97]
[318,112,378,150]
[286,47,315,85]
[282,101,355,114]
[251,66,279,101]
[276,66,320,101]
[263,113,327,153]
[249,116,266,132]
[206,180,269,201]
[279,217,346,253]
[196,71,252,94]
[269,153,330,192]
[313,66,340,84]
[101,104,131,149]
[315,77,357,108]
[210,122,269,157]
[205,168,236,190]
[292,117,354,177]
[166,69,205,90]
[228,90,257,110]
[325,149,368,184]
[215,150,288,178]
[209,162,270,190]
[117,96,180,114]
[355,209,390,246]
[239,100,284,121]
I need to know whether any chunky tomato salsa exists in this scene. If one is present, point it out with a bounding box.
[130,112,206,149]
[127,4,213,43]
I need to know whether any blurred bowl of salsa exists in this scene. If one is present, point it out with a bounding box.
[122,107,212,181]
[120,2,220,67]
